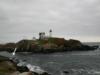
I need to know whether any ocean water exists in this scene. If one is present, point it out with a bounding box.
[15,42,100,75]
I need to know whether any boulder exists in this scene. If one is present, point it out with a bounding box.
[0,60,16,71]
[17,66,29,73]
[0,60,17,75]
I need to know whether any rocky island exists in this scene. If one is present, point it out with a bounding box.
[0,30,99,53]
[0,38,98,53]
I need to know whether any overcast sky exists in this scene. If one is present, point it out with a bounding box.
[0,0,100,43]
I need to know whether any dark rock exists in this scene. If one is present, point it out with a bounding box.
[63,70,69,74]
[32,72,51,75]
[17,66,29,73]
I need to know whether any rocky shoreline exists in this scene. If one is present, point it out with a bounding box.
[0,53,50,75]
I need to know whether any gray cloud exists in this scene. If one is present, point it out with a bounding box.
[0,0,100,43]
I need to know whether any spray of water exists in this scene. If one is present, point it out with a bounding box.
[12,47,17,56]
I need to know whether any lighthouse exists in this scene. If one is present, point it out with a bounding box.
[49,29,52,38]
